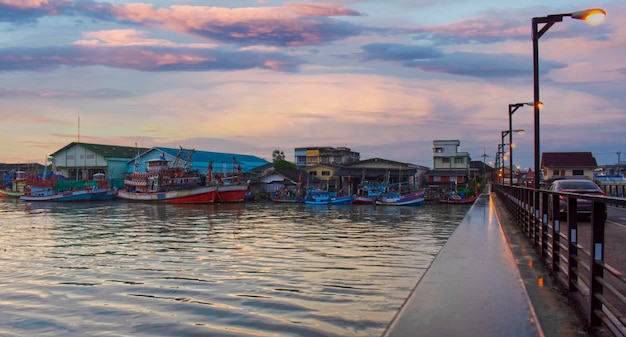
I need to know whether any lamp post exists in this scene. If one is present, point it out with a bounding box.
[532,8,606,189]
[496,144,503,184]
[501,130,523,184]
[509,103,534,185]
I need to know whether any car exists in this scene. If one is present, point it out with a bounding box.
[547,179,605,218]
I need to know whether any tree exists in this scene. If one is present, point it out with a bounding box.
[272,149,285,162]
[274,159,296,169]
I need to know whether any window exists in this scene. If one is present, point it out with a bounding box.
[572,169,584,176]
[434,147,443,153]
[552,170,560,176]
[311,171,317,176]
[454,157,464,164]
[442,157,450,164]
[433,176,441,182]
[67,155,75,159]
[86,154,95,159]
[321,171,330,176]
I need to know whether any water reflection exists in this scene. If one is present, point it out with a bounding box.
[0,199,470,337]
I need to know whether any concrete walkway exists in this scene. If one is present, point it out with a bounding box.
[382,186,587,337]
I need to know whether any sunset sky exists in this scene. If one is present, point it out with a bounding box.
[1,0,624,170]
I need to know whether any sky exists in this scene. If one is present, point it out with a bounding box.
[1,0,625,170]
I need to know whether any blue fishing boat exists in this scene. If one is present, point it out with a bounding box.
[303,189,354,205]
[375,190,425,206]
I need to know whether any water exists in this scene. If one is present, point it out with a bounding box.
[0,199,470,337]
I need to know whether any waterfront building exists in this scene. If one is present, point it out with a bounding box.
[426,140,472,187]
[50,142,149,187]
[294,147,360,168]
[541,152,598,182]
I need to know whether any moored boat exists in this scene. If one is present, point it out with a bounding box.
[438,193,477,204]
[209,161,249,203]
[0,170,27,197]
[270,189,303,203]
[116,152,217,203]
[353,182,385,205]
[375,190,425,206]
[20,179,113,202]
[303,188,354,205]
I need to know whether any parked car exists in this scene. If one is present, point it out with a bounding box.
[547,179,605,218]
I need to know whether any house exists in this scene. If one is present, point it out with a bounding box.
[258,168,321,193]
[427,140,472,186]
[541,152,598,182]
[50,142,149,187]
[294,146,360,168]
[338,158,427,190]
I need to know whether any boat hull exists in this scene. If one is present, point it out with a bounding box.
[0,189,24,197]
[116,186,217,203]
[438,195,477,204]
[304,196,354,205]
[215,184,248,203]
[20,189,94,202]
[376,197,425,206]
[353,196,375,204]
[375,191,425,206]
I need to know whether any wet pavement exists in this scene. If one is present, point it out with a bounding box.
[382,185,588,337]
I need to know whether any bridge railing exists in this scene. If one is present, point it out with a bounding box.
[494,184,626,337]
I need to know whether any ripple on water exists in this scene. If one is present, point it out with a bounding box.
[0,200,469,337]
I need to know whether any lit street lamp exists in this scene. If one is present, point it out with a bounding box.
[532,8,606,189]
[508,102,535,185]
[501,129,524,184]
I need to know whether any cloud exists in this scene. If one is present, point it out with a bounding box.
[357,43,443,61]
[0,1,365,47]
[356,43,566,79]
[0,44,302,72]
[75,29,217,48]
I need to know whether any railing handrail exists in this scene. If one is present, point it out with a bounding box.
[495,183,626,337]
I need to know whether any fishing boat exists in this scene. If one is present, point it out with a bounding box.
[270,189,303,203]
[90,173,117,200]
[0,170,27,197]
[116,153,217,203]
[438,193,478,204]
[303,188,354,205]
[375,190,425,206]
[20,177,112,202]
[353,182,385,204]
[209,161,249,203]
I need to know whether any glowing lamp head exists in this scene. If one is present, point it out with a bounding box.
[572,8,606,24]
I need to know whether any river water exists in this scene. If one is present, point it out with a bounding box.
[0,199,470,337]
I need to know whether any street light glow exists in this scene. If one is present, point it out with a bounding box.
[572,8,607,24]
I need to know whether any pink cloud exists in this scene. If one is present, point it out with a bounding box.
[107,2,362,46]
[0,0,52,9]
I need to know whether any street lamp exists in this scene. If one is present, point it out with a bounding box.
[532,8,606,189]
[501,130,524,184]
[509,102,536,185]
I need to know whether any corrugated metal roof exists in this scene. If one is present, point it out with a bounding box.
[145,147,270,173]
[51,142,148,159]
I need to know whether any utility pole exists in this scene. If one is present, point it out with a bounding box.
[617,151,622,177]
[481,148,489,184]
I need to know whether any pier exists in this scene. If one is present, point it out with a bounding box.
[383,184,626,337]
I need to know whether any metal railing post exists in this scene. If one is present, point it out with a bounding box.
[589,201,606,328]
